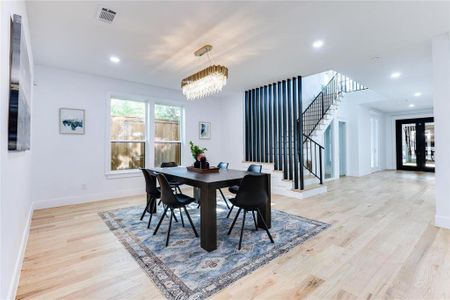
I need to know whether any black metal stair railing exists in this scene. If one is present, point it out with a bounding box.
[302,133,324,184]
[299,72,367,187]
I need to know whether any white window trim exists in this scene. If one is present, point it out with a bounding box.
[104,94,186,179]
[105,93,149,178]
[153,102,185,166]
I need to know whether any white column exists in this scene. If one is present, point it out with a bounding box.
[432,33,450,229]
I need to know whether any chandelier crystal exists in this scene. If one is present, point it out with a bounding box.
[181,45,228,100]
[181,65,228,100]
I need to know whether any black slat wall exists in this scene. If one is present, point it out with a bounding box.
[244,76,303,189]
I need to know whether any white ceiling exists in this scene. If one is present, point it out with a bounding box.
[27,1,449,110]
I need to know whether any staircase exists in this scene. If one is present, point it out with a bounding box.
[299,72,367,188]
[243,72,367,197]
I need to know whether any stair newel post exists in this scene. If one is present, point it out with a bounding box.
[319,147,323,184]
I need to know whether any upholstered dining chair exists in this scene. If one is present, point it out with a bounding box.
[160,161,183,194]
[226,164,263,218]
[227,174,274,250]
[153,174,198,246]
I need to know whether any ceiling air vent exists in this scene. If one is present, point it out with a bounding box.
[96,7,116,24]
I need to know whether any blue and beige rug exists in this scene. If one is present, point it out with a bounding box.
[99,200,329,300]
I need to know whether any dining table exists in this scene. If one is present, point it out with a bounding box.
[149,166,271,252]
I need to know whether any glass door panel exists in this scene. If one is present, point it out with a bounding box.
[396,117,434,172]
[401,123,417,167]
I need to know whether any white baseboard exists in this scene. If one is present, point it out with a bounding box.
[33,188,145,210]
[435,215,450,229]
[7,202,34,300]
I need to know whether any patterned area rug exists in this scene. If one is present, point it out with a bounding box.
[99,201,329,300]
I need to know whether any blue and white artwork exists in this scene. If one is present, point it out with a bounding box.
[59,108,85,134]
[199,121,211,139]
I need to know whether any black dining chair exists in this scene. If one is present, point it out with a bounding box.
[217,162,231,209]
[227,174,274,250]
[153,174,198,246]
[160,162,183,194]
[140,169,161,229]
[195,162,231,210]
[226,164,262,218]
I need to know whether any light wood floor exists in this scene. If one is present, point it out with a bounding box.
[16,171,450,299]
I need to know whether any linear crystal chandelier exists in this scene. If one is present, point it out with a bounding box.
[181,45,228,100]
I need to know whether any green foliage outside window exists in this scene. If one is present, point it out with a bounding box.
[111,98,145,118]
[155,104,182,121]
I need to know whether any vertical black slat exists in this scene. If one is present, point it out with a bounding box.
[252,89,257,162]
[298,76,304,190]
[263,85,268,163]
[273,83,278,170]
[287,78,293,180]
[244,91,249,161]
[293,78,299,189]
[264,85,269,163]
[260,87,265,163]
[248,90,253,162]
[268,84,273,164]
[277,82,283,171]
[259,87,263,162]
[282,80,288,179]
[256,88,261,162]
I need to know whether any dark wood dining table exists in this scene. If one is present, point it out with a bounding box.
[149,166,271,252]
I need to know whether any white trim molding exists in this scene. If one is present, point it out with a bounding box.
[8,203,34,300]
[435,215,450,229]
[33,188,145,210]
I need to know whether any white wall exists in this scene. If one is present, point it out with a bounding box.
[302,70,335,111]
[0,1,34,299]
[31,65,225,209]
[432,33,450,229]
[218,92,246,169]
[384,110,434,170]
[329,90,386,177]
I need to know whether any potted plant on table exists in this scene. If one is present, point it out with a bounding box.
[189,141,208,169]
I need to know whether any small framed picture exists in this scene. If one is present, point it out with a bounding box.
[59,108,85,135]
[199,121,211,139]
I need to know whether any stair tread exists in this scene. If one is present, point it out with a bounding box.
[292,182,326,192]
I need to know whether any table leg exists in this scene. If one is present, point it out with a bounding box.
[200,185,217,251]
[257,173,271,229]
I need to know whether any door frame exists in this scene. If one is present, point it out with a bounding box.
[338,121,347,177]
[395,117,434,172]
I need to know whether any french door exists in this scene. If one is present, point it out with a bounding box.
[396,117,435,172]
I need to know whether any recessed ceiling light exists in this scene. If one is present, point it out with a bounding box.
[110,56,120,63]
[371,56,382,63]
[313,40,324,49]
[390,72,401,79]
[409,104,415,108]
[414,92,422,97]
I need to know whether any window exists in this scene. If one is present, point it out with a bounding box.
[110,98,146,171]
[154,104,182,167]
